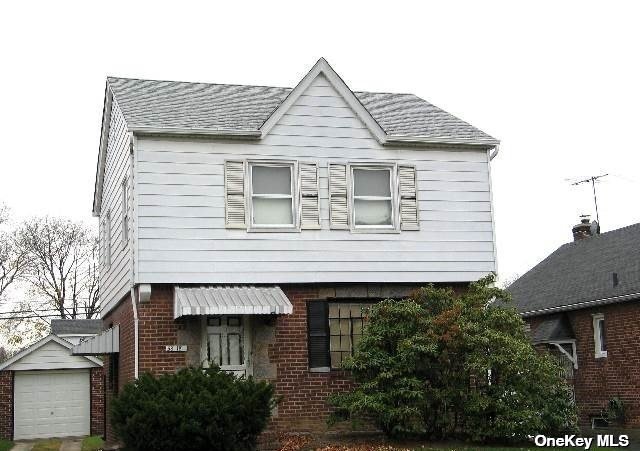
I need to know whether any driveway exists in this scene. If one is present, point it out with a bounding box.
[11,438,82,451]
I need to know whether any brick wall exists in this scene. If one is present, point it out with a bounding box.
[268,286,357,434]
[102,293,134,441]
[527,300,640,428]
[137,285,186,375]
[0,371,12,440]
[90,367,105,437]
[102,282,465,445]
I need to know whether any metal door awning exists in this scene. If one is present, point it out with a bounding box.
[174,286,293,319]
[72,325,119,355]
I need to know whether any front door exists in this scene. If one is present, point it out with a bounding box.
[205,316,250,377]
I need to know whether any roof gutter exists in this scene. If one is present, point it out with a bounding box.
[384,134,500,147]
[129,126,262,139]
[521,291,640,318]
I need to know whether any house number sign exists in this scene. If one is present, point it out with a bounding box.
[165,345,187,352]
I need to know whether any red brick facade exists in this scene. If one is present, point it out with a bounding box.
[100,282,446,443]
[0,371,12,440]
[527,300,640,428]
[90,367,105,436]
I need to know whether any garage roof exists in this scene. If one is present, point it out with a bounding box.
[0,335,102,371]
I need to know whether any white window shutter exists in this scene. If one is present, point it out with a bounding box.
[398,165,419,230]
[225,160,246,228]
[329,163,349,229]
[299,162,320,229]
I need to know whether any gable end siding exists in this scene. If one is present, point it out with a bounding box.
[99,99,132,315]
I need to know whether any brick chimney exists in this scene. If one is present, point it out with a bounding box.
[572,215,594,241]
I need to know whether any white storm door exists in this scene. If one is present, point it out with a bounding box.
[206,316,250,377]
[14,370,90,440]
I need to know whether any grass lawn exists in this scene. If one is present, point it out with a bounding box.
[31,439,62,451]
[81,436,105,451]
[0,439,13,451]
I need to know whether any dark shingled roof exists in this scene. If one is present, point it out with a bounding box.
[509,223,640,316]
[51,319,103,336]
[106,77,498,145]
[531,315,575,343]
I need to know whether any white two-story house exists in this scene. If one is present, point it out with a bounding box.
[74,58,499,438]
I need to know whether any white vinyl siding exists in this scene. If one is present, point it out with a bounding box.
[130,74,496,287]
[98,99,132,315]
[6,340,100,371]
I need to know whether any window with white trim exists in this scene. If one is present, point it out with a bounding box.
[104,211,111,269]
[592,314,607,358]
[249,162,295,228]
[351,166,395,229]
[121,177,129,244]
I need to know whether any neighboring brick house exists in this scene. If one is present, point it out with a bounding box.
[73,58,500,443]
[509,218,640,429]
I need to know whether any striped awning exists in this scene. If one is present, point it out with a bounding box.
[174,286,293,319]
[72,325,120,355]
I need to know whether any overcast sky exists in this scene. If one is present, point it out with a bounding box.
[1,1,638,286]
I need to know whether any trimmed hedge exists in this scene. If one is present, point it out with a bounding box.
[111,367,275,451]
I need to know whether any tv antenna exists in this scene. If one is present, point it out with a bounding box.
[571,173,608,227]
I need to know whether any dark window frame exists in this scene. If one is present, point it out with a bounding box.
[307,298,382,372]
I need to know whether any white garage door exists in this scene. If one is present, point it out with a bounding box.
[14,370,90,440]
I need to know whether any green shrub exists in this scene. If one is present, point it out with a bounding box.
[329,275,578,443]
[111,366,275,451]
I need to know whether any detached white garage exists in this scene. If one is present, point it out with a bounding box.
[0,335,103,440]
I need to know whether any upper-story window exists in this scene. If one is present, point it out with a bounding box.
[121,177,129,244]
[592,313,607,358]
[351,166,395,230]
[103,211,111,269]
[249,162,296,229]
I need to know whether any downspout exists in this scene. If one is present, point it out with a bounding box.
[489,145,500,161]
[130,287,139,379]
[129,132,139,379]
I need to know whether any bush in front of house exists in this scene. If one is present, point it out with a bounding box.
[328,274,578,443]
[111,366,275,451]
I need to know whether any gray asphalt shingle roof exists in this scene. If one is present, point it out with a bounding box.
[51,319,103,336]
[107,77,498,144]
[509,223,640,316]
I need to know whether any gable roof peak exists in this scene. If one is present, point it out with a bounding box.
[259,57,388,143]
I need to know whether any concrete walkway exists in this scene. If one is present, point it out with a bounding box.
[11,438,82,451]
[10,443,34,451]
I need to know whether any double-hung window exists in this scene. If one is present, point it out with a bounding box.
[592,313,607,358]
[351,166,395,230]
[249,163,296,229]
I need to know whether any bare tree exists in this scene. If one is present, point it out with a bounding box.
[0,204,28,302]
[17,217,99,319]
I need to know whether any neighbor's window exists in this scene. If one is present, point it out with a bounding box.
[329,302,373,368]
[593,314,607,358]
[351,167,394,229]
[250,163,295,227]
